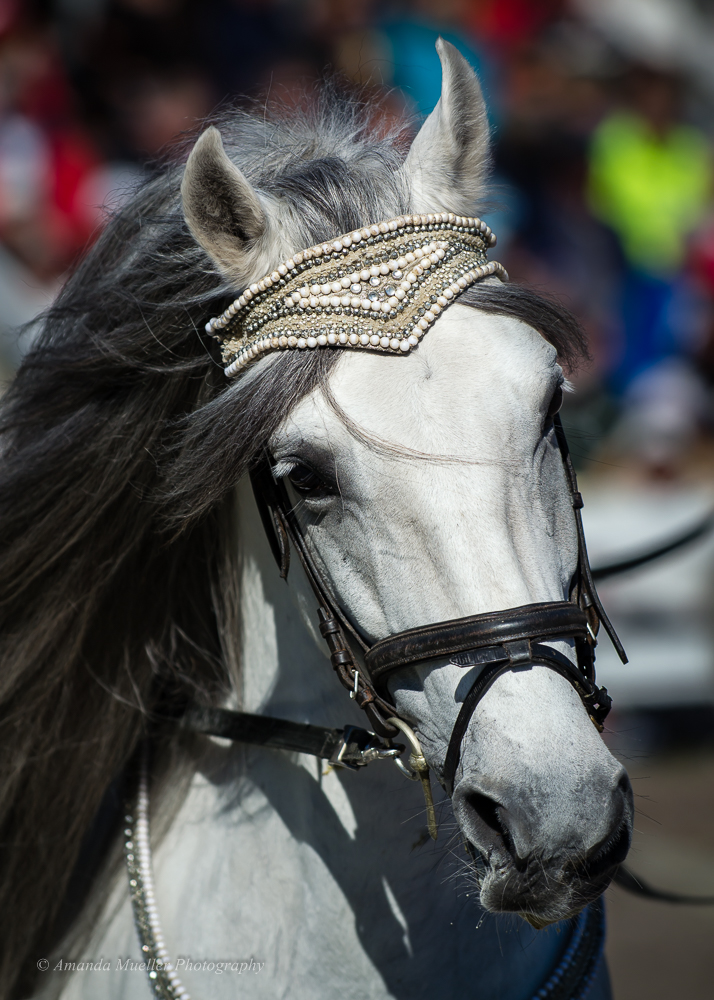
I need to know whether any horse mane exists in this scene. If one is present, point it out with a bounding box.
[0,85,585,998]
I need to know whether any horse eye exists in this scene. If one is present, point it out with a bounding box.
[545,385,563,422]
[287,463,333,499]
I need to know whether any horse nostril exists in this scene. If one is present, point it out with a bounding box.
[464,791,521,864]
[581,821,631,881]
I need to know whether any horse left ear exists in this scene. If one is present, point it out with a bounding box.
[400,38,490,215]
[181,126,277,285]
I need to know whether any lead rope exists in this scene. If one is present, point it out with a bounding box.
[124,748,191,1000]
[387,717,438,840]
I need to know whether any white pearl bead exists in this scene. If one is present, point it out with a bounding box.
[360,269,371,281]
[397,256,408,268]
[395,288,406,300]
[288,336,298,347]
[408,335,420,346]
[307,337,317,348]
[359,334,370,345]
[279,264,289,276]
[341,236,352,248]
[370,225,380,236]
[370,334,380,346]
[349,333,359,345]
[309,296,318,307]
[444,288,454,299]
[294,253,304,264]
[457,277,467,288]
[205,322,213,334]
[311,284,320,294]
[424,310,435,322]
[339,295,349,306]
[389,338,400,350]
[297,338,306,349]
[387,297,399,308]
[399,340,411,352]
[340,276,351,288]
[350,296,361,308]
[378,222,389,234]
[249,284,259,295]
[279,335,288,346]
[370,301,381,311]
[360,298,371,310]
[379,336,390,348]
[330,296,340,307]
[388,220,398,231]
[380,302,390,313]
[338,332,348,344]
[360,228,370,240]
[351,231,362,243]
[417,318,428,331]
[436,296,447,307]
[405,252,415,263]
[369,265,380,277]
[414,248,424,258]
[317,334,328,346]
[320,296,330,307]
[327,333,338,345]
[271,271,280,283]
[331,281,341,293]
[379,263,390,275]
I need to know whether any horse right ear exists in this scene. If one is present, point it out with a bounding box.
[181,127,275,285]
[400,39,490,216]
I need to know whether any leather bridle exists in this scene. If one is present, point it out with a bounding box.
[246,414,628,796]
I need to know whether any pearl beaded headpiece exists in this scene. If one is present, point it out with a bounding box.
[205,212,507,378]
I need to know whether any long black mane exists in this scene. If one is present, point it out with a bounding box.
[0,88,585,998]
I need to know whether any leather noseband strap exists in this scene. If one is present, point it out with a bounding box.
[365,601,612,794]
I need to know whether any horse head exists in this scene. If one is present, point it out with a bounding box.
[180,39,633,927]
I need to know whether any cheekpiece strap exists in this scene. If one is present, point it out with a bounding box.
[205,212,507,377]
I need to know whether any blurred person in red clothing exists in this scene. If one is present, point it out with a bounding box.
[0,11,102,280]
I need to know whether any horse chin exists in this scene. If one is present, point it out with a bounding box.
[473,853,614,927]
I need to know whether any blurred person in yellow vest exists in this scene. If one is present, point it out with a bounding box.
[588,67,712,390]
[587,67,713,472]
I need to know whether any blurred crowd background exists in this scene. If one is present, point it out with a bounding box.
[1,1,714,995]
[4,0,714,475]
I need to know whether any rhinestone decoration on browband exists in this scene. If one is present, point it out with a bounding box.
[205,212,507,377]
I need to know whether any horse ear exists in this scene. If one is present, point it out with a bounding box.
[401,39,490,215]
[181,127,273,285]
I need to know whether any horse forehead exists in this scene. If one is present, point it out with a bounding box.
[295,306,557,451]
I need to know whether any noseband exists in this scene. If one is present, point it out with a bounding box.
[249,414,627,797]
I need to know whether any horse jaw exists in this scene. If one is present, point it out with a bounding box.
[268,302,633,923]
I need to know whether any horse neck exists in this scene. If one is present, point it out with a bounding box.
[235,476,363,730]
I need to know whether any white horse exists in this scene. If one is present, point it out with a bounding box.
[5,41,631,1000]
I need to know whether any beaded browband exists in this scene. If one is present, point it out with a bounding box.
[205,212,507,377]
